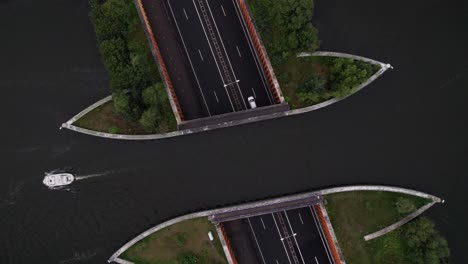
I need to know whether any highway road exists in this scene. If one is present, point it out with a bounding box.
[248,207,332,264]
[166,0,273,115]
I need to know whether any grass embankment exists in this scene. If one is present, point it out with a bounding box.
[86,0,176,134]
[73,101,146,134]
[325,191,449,264]
[122,217,227,264]
[247,0,380,109]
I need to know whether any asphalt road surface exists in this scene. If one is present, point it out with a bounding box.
[167,0,273,115]
[248,207,332,264]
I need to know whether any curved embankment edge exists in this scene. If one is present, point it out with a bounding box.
[61,95,112,128]
[108,185,442,263]
[61,51,392,140]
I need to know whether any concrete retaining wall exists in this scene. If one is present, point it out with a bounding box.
[133,0,184,123]
[217,223,238,264]
[113,258,134,264]
[64,95,112,126]
[108,185,441,263]
[314,203,346,264]
[238,0,283,103]
[364,201,438,241]
[313,185,441,202]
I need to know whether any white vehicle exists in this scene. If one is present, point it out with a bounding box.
[248,96,257,109]
[43,173,74,187]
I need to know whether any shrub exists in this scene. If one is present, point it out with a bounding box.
[296,74,327,105]
[177,252,199,264]
[396,197,417,215]
[113,91,132,119]
[108,126,120,134]
[175,233,187,246]
[139,106,159,133]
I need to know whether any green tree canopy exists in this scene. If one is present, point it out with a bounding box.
[142,83,166,107]
[113,90,132,119]
[248,0,319,65]
[139,106,159,132]
[403,217,450,264]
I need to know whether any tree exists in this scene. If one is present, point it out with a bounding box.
[248,0,319,66]
[142,84,159,107]
[89,0,176,132]
[324,57,378,98]
[402,217,450,264]
[297,74,327,105]
[113,91,132,119]
[139,106,159,133]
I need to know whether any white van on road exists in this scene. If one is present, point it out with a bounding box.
[248,96,257,109]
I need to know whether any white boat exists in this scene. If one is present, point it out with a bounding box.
[43,173,74,187]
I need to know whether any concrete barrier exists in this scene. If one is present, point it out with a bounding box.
[237,0,283,103]
[314,203,346,264]
[364,201,438,241]
[64,95,112,126]
[112,258,134,264]
[108,185,441,263]
[133,0,184,123]
[216,223,238,264]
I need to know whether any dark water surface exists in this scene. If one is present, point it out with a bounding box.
[0,0,467,263]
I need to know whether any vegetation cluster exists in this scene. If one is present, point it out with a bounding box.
[247,0,319,66]
[247,0,379,109]
[295,57,379,106]
[325,192,450,264]
[89,0,175,133]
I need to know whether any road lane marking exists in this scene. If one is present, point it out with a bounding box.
[167,0,211,116]
[221,5,226,16]
[236,45,242,57]
[204,0,247,109]
[192,0,235,111]
[276,260,279,264]
[310,206,333,264]
[260,217,266,229]
[183,8,189,20]
[272,213,292,264]
[214,91,219,102]
[224,79,240,87]
[285,210,306,264]
[230,0,273,104]
[251,88,257,98]
[198,49,204,61]
[315,256,320,264]
[248,218,267,264]
[299,213,304,225]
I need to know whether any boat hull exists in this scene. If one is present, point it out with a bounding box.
[43,173,74,187]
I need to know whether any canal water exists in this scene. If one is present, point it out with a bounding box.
[0,0,466,263]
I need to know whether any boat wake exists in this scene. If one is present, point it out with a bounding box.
[75,171,114,181]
